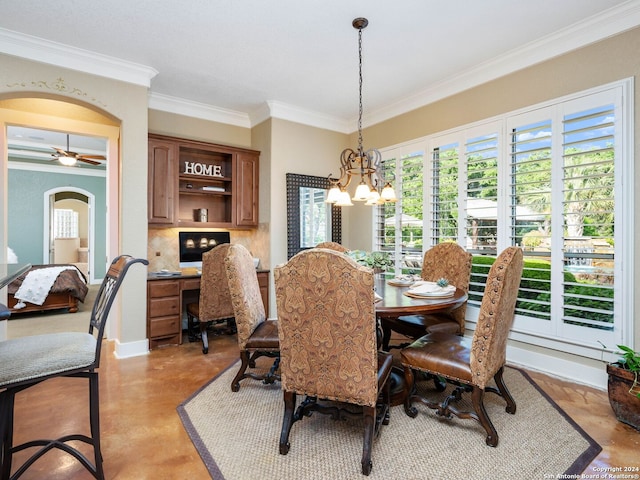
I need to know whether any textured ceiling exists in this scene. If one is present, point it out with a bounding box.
[0,0,638,129]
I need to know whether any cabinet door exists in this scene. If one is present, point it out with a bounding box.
[148,138,177,224]
[235,152,259,227]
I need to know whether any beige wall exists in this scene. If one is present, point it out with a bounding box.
[148,109,251,148]
[0,53,149,353]
[267,118,349,272]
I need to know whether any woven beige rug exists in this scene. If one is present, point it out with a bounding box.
[178,363,600,480]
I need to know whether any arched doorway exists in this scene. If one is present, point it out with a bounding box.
[1,96,120,282]
[43,187,97,284]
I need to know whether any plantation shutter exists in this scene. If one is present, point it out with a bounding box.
[559,102,616,342]
[377,144,424,275]
[429,140,459,245]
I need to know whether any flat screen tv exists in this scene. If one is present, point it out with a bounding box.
[178,231,230,268]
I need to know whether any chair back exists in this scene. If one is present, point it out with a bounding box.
[199,243,235,321]
[421,242,473,329]
[224,244,266,349]
[274,248,379,407]
[90,255,148,365]
[470,246,523,388]
[315,241,348,253]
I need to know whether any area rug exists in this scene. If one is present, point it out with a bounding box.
[178,363,601,480]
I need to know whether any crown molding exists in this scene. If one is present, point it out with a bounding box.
[0,27,157,87]
[8,160,106,177]
[366,1,640,127]
[253,101,351,133]
[148,92,251,128]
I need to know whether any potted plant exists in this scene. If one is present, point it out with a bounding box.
[346,250,393,274]
[607,344,640,430]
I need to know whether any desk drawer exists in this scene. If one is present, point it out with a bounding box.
[182,278,201,291]
[149,316,180,337]
[149,297,179,317]
[148,280,180,297]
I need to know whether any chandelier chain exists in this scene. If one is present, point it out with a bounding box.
[357,26,364,155]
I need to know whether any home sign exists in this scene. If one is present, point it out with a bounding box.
[183,161,223,178]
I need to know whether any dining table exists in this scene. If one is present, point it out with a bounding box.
[374,275,468,406]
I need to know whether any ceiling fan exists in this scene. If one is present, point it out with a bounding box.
[51,134,106,166]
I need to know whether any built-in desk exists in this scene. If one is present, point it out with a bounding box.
[147,268,269,349]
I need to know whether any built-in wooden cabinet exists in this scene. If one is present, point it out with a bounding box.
[148,138,177,224]
[148,134,259,228]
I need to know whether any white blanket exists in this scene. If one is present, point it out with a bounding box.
[13,266,78,308]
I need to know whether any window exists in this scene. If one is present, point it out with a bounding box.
[376,145,424,276]
[299,186,330,248]
[54,208,79,238]
[376,80,633,357]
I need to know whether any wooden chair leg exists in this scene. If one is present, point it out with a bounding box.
[361,406,375,476]
[494,366,517,414]
[380,321,392,351]
[471,386,499,447]
[231,350,250,392]
[402,366,419,418]
[279,391,296,455]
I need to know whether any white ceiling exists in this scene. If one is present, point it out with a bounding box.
[1,0,639,132]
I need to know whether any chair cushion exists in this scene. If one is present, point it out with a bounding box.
[400,332,473,384]
[244,319,279,350]
[187,302,199,317]
[0,332,97,388]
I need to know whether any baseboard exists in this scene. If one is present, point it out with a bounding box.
[112,338,149,359]
[507,343,608,391]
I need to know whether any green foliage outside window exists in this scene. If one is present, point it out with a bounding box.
[469,255,614,326]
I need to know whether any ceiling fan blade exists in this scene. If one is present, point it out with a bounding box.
[79,154,106,160]
[78,158,102,166]
[52,147,67,156]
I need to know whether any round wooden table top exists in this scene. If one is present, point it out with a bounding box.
[374,276,467,318]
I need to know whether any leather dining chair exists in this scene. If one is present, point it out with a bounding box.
[0,255,148,480]
[381,242,472,350]
[400,246,523,447]
[224,244,280,392]
[314,241,349,252]
[274,248,392,476]
[186,243,235,354]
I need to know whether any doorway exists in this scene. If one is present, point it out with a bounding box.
[43,187,96,283]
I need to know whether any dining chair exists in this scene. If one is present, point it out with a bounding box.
[0,255,148,480]
[224,243,280,391]
[274,248,392,476]
[186,243,235,354]
[400,246,523,447]
[381,242,472,350]
[314,241,349,252]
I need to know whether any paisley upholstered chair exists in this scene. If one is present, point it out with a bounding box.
[400,246,523,447]
[274,248,393,476]
[0,255,148,480]
[381,242,472,350]
[186,244,235,354]
[314,241,349,252]
[224,243,280,391]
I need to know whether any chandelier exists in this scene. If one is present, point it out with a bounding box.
[326,17,397,207]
